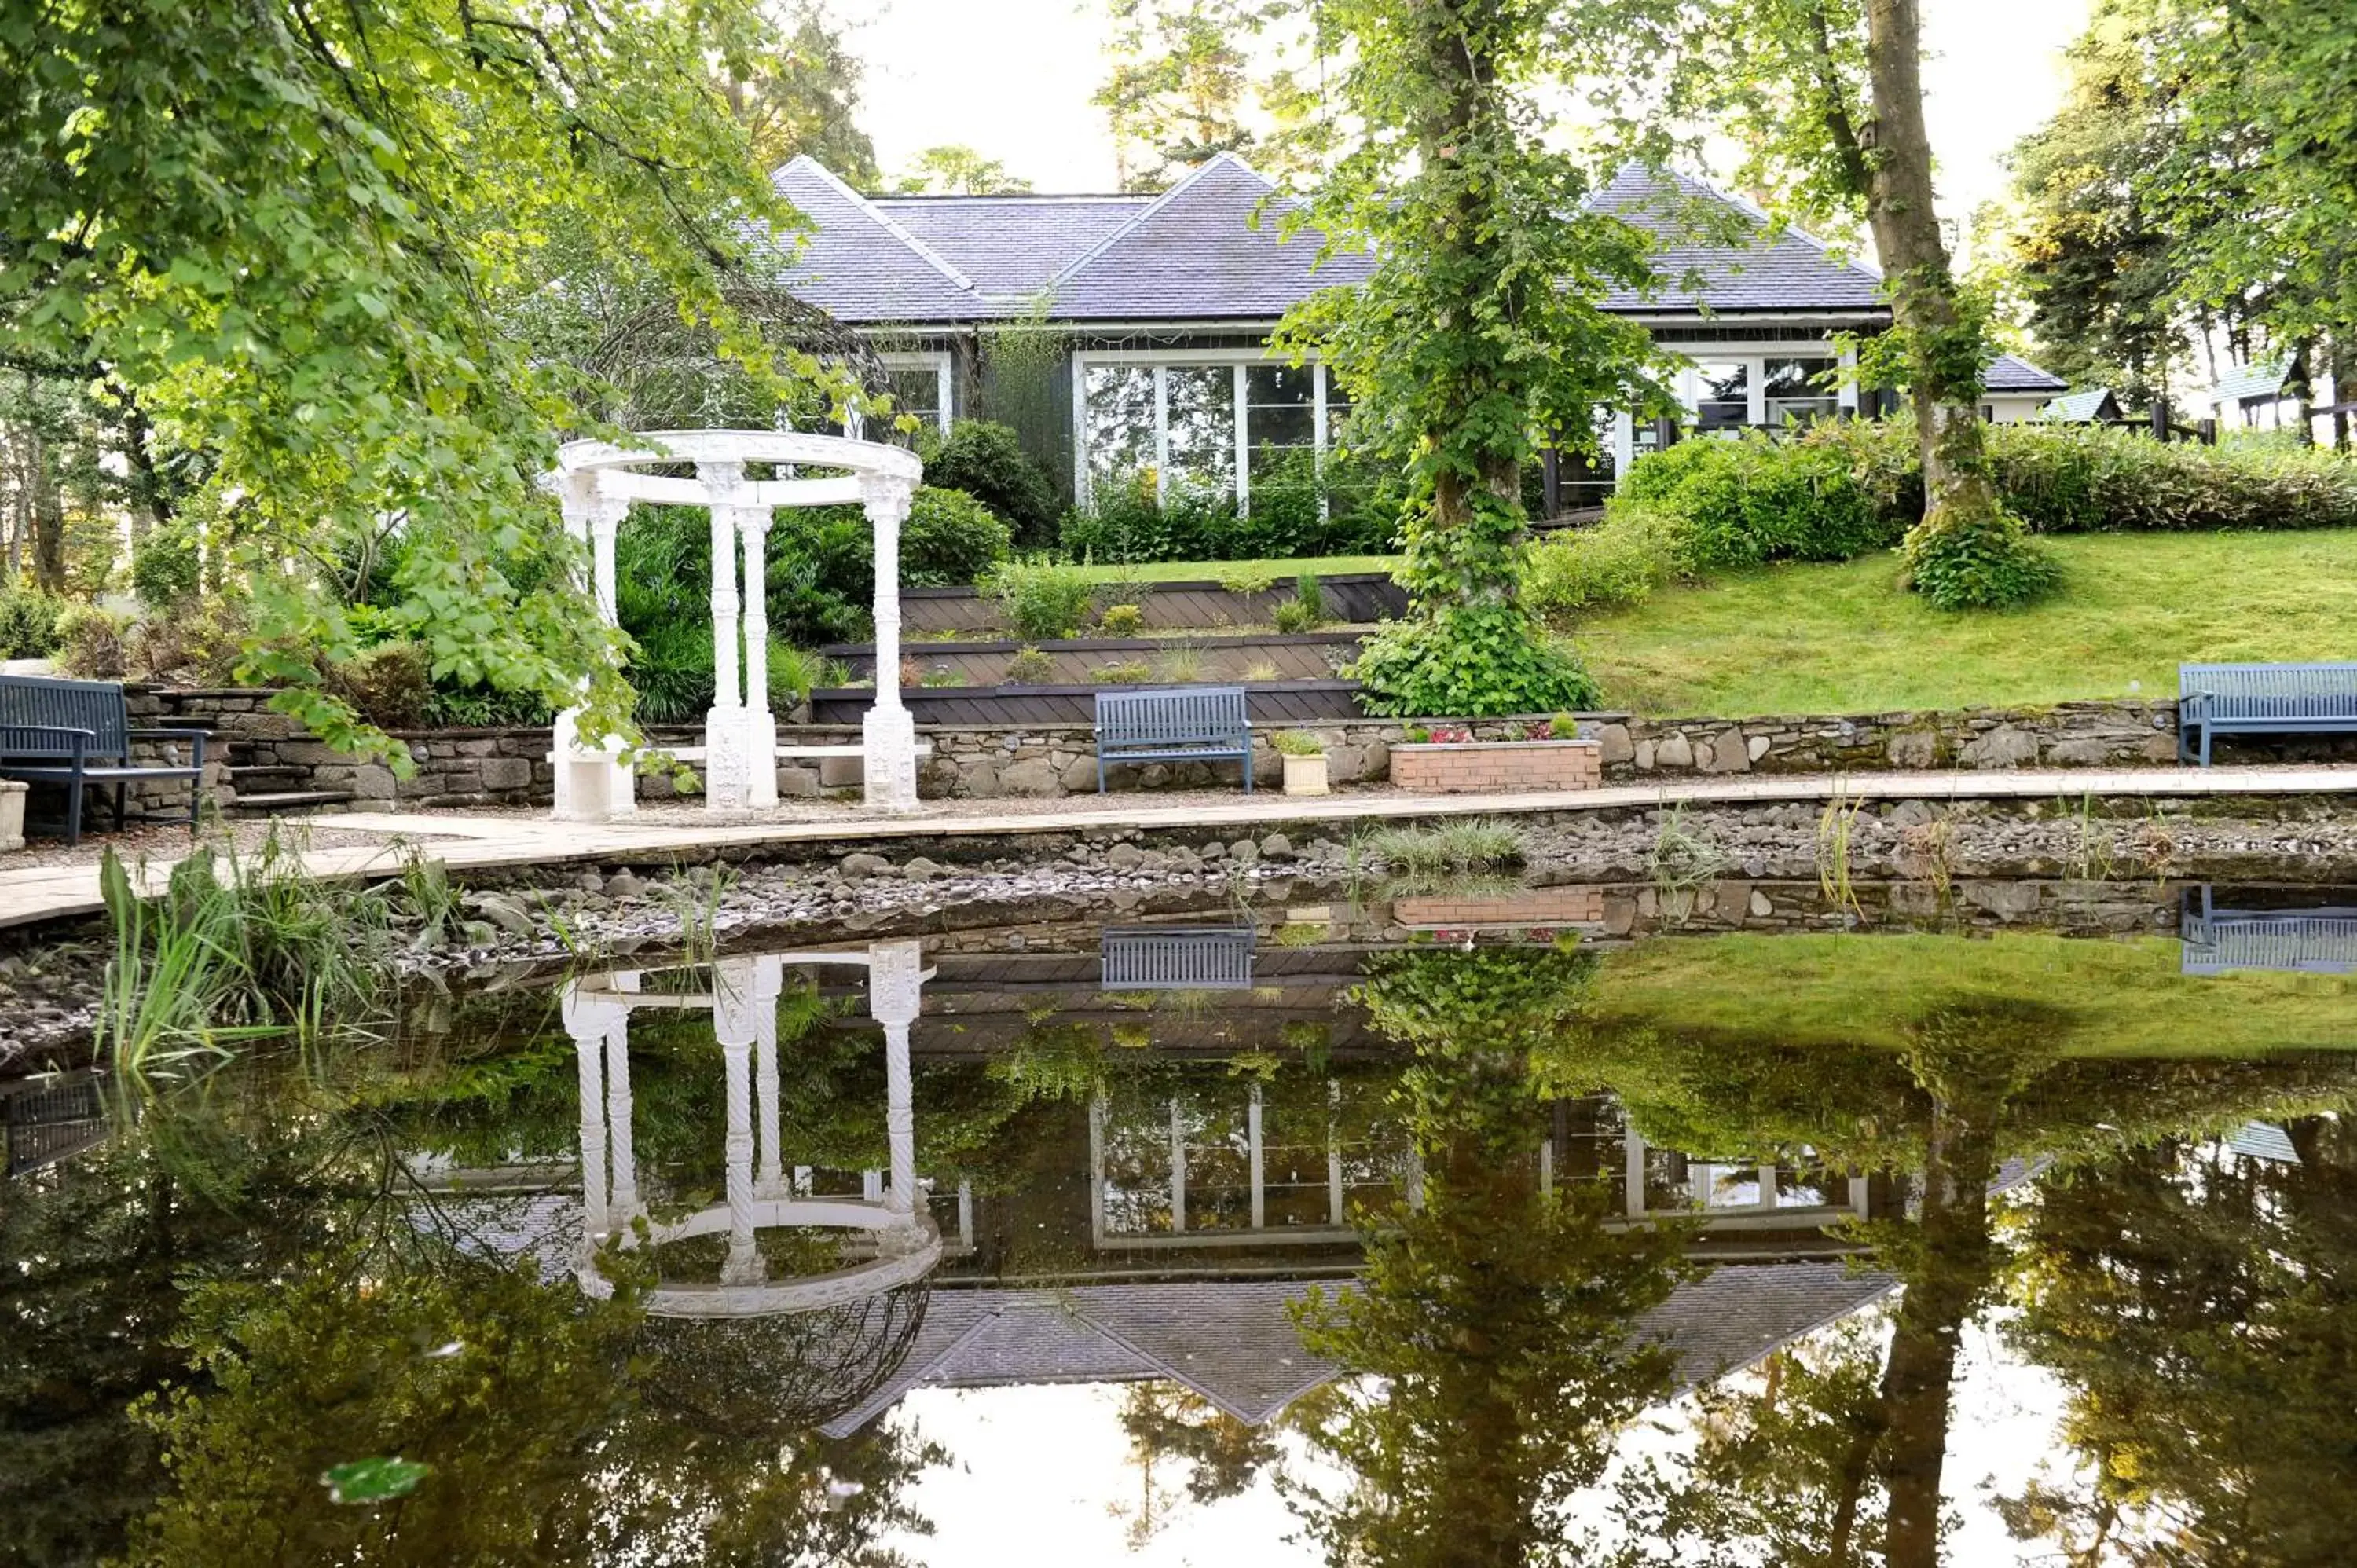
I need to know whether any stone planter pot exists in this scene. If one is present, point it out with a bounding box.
[1391,737,1602,793]
[1282,753,1330,797]
[0,779,24,852]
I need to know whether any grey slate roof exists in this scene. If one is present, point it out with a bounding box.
[2211,355,2294,405]
[766,156,983,322]
[1986,352,2069,394]
[1586,163,1886,315]
[818,1263,1898,1438]
[871,193,1148,300]
[2044,387,2119,421]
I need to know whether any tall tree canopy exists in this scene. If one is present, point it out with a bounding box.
[1094,0,1324,190]
[890,145,1033,196]
[1277,0,1667,716]
[720,2,881,183]
[1,0,864,759]
[2000,0,2357,443]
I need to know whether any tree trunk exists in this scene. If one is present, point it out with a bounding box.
[1876,1095,1999,1568]
[27,427,66,594]
[2286,339,2317,447]
[1859,0,2003,531]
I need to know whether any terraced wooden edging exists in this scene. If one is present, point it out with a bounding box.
[828,630,1367,686]
[900,572,1407,635]
[808,678,1369,726]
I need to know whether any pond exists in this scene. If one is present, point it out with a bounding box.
[6,882,2357,1566]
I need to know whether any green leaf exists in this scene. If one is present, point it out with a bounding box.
[321,1456,431,1504]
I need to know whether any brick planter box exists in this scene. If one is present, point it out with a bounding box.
[1391,887,1606,930]
[1389,737,1601,793]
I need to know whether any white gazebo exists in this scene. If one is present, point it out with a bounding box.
[565,940,942,1317]
[547,429,924,820]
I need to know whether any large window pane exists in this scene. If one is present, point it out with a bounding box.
[1084,365,1156,491]
[1765,357,1838,426]
[885,366,944,432]
[1164,365,1235,496]
[1245,365,1315,449]
[1693,361,1750,431]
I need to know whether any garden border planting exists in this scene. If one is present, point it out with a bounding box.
[900,572,1408,636]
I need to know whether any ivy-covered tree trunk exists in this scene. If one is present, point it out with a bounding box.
[1859,0,2057,610]
[1282,0,1664,716]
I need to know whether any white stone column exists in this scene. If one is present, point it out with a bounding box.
[697,460,757,811]
[859,473,921,812]
[738,502,778,811]
[868,939,926,1218]
[605,973,641,1223]
[566,982,611,1243]
[753,957,786,1200]
[716,962,763,1287]
[552,481,635,822]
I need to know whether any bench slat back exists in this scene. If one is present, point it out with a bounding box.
[2180,661,2357,720]
[1096,685,1248,746]
[1101,926,1257,990]
[0,675,130,759]
[2183,911,2357,976]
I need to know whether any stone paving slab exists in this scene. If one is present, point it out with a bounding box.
[5,764,2355,932]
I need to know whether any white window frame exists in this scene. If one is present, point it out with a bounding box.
[877,350,954,438]
[1072,346,1332,513]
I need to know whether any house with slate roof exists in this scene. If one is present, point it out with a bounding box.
[761,153,2041,512]
[1982,353,2070,423]
[2201,354,2347,435]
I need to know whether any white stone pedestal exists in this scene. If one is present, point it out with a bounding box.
[702,706,780,812]
[550,710,636,823]
[862,702,919,813]
[0,779,24,852]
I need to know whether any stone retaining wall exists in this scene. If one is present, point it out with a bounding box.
[115,688,2352,814]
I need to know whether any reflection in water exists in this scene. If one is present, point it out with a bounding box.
[5,901,2357,1564]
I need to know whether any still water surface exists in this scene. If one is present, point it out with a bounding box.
[6,885,2356,1566]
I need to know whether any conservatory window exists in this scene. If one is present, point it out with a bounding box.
[1765,357,1839,426]
[1077,355,1347,509]
[1692,361,1750,431]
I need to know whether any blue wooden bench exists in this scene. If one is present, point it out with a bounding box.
[2178,661,2357,765]
[1101,925,1258,990]
[2181,887,2357,976]
[0,675,208,844]
[1095,685,1252,792]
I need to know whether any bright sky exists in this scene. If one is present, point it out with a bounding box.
[849,0,2092,235]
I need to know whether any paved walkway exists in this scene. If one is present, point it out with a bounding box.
[5,764,2354,931]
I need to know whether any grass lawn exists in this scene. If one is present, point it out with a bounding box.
[1590,931,2357,1057]
[1069,554,1399,583]
[1577,529,2357,716]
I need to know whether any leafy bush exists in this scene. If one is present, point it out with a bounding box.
[1273,729,1325,757]
[1003,645,1054,683]
[1292,570,1325,621]
[982,561,1098,640]
[1273,597,1318,633]
[1351,603,1600,716]
[54,604,130,678]
[130,518,203,606]
[1983,421,2357,533]
[900,485,1012,587]
[1523,502,1691,620]
[1098,659,1153,683]
[0,588,67,658]
[1621,427,1904,570]
[325,640,434,727]
[1058,446,1402,564]
[1900,505,2065,611]
[919,419,1062,548]
[1098,603,1145,638]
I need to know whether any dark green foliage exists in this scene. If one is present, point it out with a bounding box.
[1351,601,1600,718]
[919,419,1062,548]
[0,586,68,657]
[1620,422,2357,590]
[1901,505,2066,611]
[982,562,1100,641]
[1059,447,1400,563]
[899,485,1013,587]
[129,518,202,606]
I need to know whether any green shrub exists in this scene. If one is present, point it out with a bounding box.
[1058,446,1402,564]
[1292,570,1326,621]
[1900,505,2065,611]
[1351,604,1600,717]
[1984,421,2357,533]
[1622,429,1902,570]
[1098,659,1153,683]
[0,588,68,658]
[130,518,203,607]
[54,604,130,678]
[1098,603,1145,638]
[1273,597,1318,633]
[1523,502,1689,620]
[982,561,1097,640]
[325,640,434,728]
[920,419,1062,548]
[900,485,1013,586]
[1003,645,1055,683]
